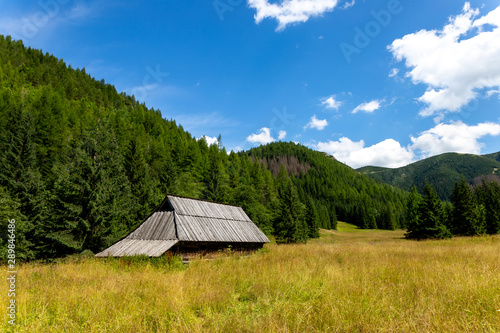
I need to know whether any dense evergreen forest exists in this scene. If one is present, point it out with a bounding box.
[0,35,414,260]
[4,35,497,260]
[245,143,409,230]
[405,179,500,240]
[359,152,500,200]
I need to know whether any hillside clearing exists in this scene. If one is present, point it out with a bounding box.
[2,223,499,332]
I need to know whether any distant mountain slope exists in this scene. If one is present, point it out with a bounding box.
[484,151,500,162]
[358,152,500,200]
[246,142,409,230]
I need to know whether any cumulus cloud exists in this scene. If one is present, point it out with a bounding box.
[321,95,342,110]
[389,2,500,116]
[486,90,500,98]
[278,130,287,140]
[246,127,275,145]
[410,121,500,158]
[314,121,500,168]
[388,68,399,78]
[352,100,382,114]
[315,138,415,169]
[247,0,339,31]
[304,115,328,130]
[199,135,219,146]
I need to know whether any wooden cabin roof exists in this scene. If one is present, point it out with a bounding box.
[95,195,269,257]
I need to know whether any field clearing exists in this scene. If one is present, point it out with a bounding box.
[2,222,500,332]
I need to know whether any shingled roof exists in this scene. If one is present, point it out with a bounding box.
[95,195,270,257]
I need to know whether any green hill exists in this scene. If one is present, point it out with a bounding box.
[245,142,409,230]
[0,35,409,260]
[358,152,500,200]
[484,151,500,162]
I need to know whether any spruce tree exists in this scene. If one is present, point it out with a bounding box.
[124,139,158,220]
[416,182,452,240]
[451,178,485,236]
[476,180,500,234]
[53,124,136,253]
[304,197,320,238]
[405,186,422,237]
[0,186,34,260]
[274,165,308,244]
[204,143,228,203]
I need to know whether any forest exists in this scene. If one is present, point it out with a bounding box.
[405,179,500,240]
[0,35,498,261]
[0,35,413,260]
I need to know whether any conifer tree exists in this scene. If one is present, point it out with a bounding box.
[329,204,338,230]
[304,197,320,238]
[0,186,34,260]
[274,165,308,244]
[204,143,228,203]
[476,180,500,234]
[413,182,452,240]
[451,178,485,236]
[124,139,158,220]
[53,124,135,253]
[405,186,422,237]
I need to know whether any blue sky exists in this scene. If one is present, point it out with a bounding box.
[1,0,500,168]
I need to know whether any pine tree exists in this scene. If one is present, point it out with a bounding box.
[405,186,422,238]
[451,178,485,236]
[476,180,500,234]
[413,182,452,240]
[274,165,308,244]
[124,139,158,220]
[53,124,136,253]
[329,204,338,230]
[0,109,52,258]
[204,143,228,202]
[0,186,34,260]
[304,197,320,238]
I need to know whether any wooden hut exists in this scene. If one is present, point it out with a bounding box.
[95,195,270,257]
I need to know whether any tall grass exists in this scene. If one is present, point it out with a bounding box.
[2,223,499,332]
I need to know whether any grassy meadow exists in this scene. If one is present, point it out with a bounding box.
[2,222,500,332]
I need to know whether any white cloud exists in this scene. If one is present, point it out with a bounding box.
[352,100,382,114]
[388,68,399,78]
[246,127,275,145]
[486,90,500,98]
[198,135,219,146]
[315,138,415,169]
[247,0,339,31]
[389,2,500,116]
[304,115,328,130]
[342,0,355,10]
[321,95,342,110]
[314,120,500,168]
[410,121,500,158]
[278,130,287,140]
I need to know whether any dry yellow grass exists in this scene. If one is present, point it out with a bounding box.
[1,222,500,332]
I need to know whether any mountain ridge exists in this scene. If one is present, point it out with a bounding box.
[358,152,500,200]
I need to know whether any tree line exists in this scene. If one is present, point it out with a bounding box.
[0,35,336,260]
[405,178,500,240]
[0,35,443,261]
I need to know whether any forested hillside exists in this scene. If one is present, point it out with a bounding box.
[245,143,409,230]
[0,35,408,260]
[358,152,500,200]
[484,151,500,162]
